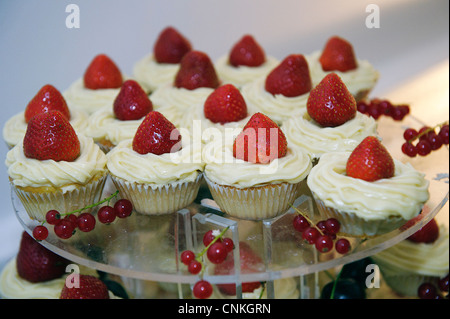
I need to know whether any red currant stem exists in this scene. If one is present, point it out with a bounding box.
[407,120,449,143]
[329,265,343,299]
[258,282,265,299]
[289,204,325,236]
[60,190,120,217]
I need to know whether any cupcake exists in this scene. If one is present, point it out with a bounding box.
[215,34,279,88]
[372,218,449,297]
[202,112,312,220]
[241,54,312,124]
[5,111,108,222]
[133,26,192,93]
[307,136,430,237]
[106,111,204,215]
[3,84,88,149]
[63,54,125,115]
[282,72,378,161]
[306,35,379,102]
[84,79,153,153]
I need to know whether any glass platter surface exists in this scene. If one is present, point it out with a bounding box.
[12,114,449,292]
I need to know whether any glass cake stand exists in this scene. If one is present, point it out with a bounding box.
[12,115,449,299]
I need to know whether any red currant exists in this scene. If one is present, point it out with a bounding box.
[188,260,202,274]
[203,230,220,247]
[438,274,449,292]
[324,218,340,235]
[45,210,61,225]
[97,205,116,224]
[335,238,351,254]
[315,235,334,253]
[427,133,443,150]
[438,124,449,144]
[207,241,228,264]
[416,139,432,156]
[193,280,213,299]
[32,225,48,241]
[403,128,418,141]
[64,214,78,227]
[401,142,418,157]
[114,199,133,218]
[293,215,310,232]
[180,250,196,265]
[54,219,76,239]
[418,282,437,299]
[222,238,234,252]
[357,101,368,114]
[302,227,320,244]
[77,213,96,232]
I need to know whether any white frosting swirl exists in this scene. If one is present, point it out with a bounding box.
[282,109,378,159]
[2,108,88,148]
[307,152,430,220]
[202,136,312,188]
[133,54,180,93]
[84,106,144,145]
[5,134,107,191]
[372,224,449,277]
[106,139,204,185]
[215,55,279,88]
[241,77,309,124]
[305,51,379,99]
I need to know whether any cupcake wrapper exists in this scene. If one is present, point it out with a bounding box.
[313,197,406,237]
[382,274,440,297]
[204,176,303,220]
[110,174,203,215]
[14,174,108,222]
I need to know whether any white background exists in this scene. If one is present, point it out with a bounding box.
[0,0,448,264]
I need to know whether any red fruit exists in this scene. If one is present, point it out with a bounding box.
[306,72,357,127]
[60,274,110,299]
[229,34,266,67]
[23,110,80,162]
[233,112,287,164]
[174,50,220,90]
[203,84,248,124]
[83,54,123,90]
[265,54,312,97]
[319,36,357,72]
[346,136,395,182]
[113,80,153,121]
[214,242,263,295]
[16,231,69,283]
[153,26,192,64]
[132,111,182,155]
[24,84,71,123]
[407,218,440,244]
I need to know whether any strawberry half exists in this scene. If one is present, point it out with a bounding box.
[16,231,69,283]
[306,72,356,127]
[60,274,110,299]
[407,218,440,244]
[203,84,248,124]
[23,110,80,162]
[233,112,287,164]
[132,111,182,155]
[264,54,312,97]
[319,36,358,72]
[153,26,192,64]
[229,34,266,67]
[113,79,153,121]
[214,242,263,295]
[346,136,395,182]
[83,54,123,90]
[173,50,219,90]
[24,84,71,123]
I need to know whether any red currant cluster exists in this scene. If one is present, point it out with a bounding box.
[180,227,234,299]
[32,191,133,241]
[292,208,351,254]
[417,273,449,299]
[357,98,410,121]
[401,122,449,157]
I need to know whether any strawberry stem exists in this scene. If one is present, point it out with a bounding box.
[407,120,449,143]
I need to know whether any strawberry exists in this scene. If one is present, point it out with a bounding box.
[132,111,182,155]
[83,54,123,90]
[214,242,263,295]
[23,110,80,162]
[264,54,312,97]
[319,36,358,72]
[346,136,395,182]
[173,50,220,90]
[407,218,440,244]
[306,72,356,127]
[16,231,69,283]
[113,79,153,121]
[233,112,287,164]
[60,274,110,299]
[153,26,192,64]
[229,34,266,67]
[203,84,248,124]
[24,84,71,123]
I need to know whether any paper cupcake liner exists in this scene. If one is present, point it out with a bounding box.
[312,196,406,238]
[204,176,304,220]
[110,174,203,215]
[13,173,108,222]
[381,274,440,297]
